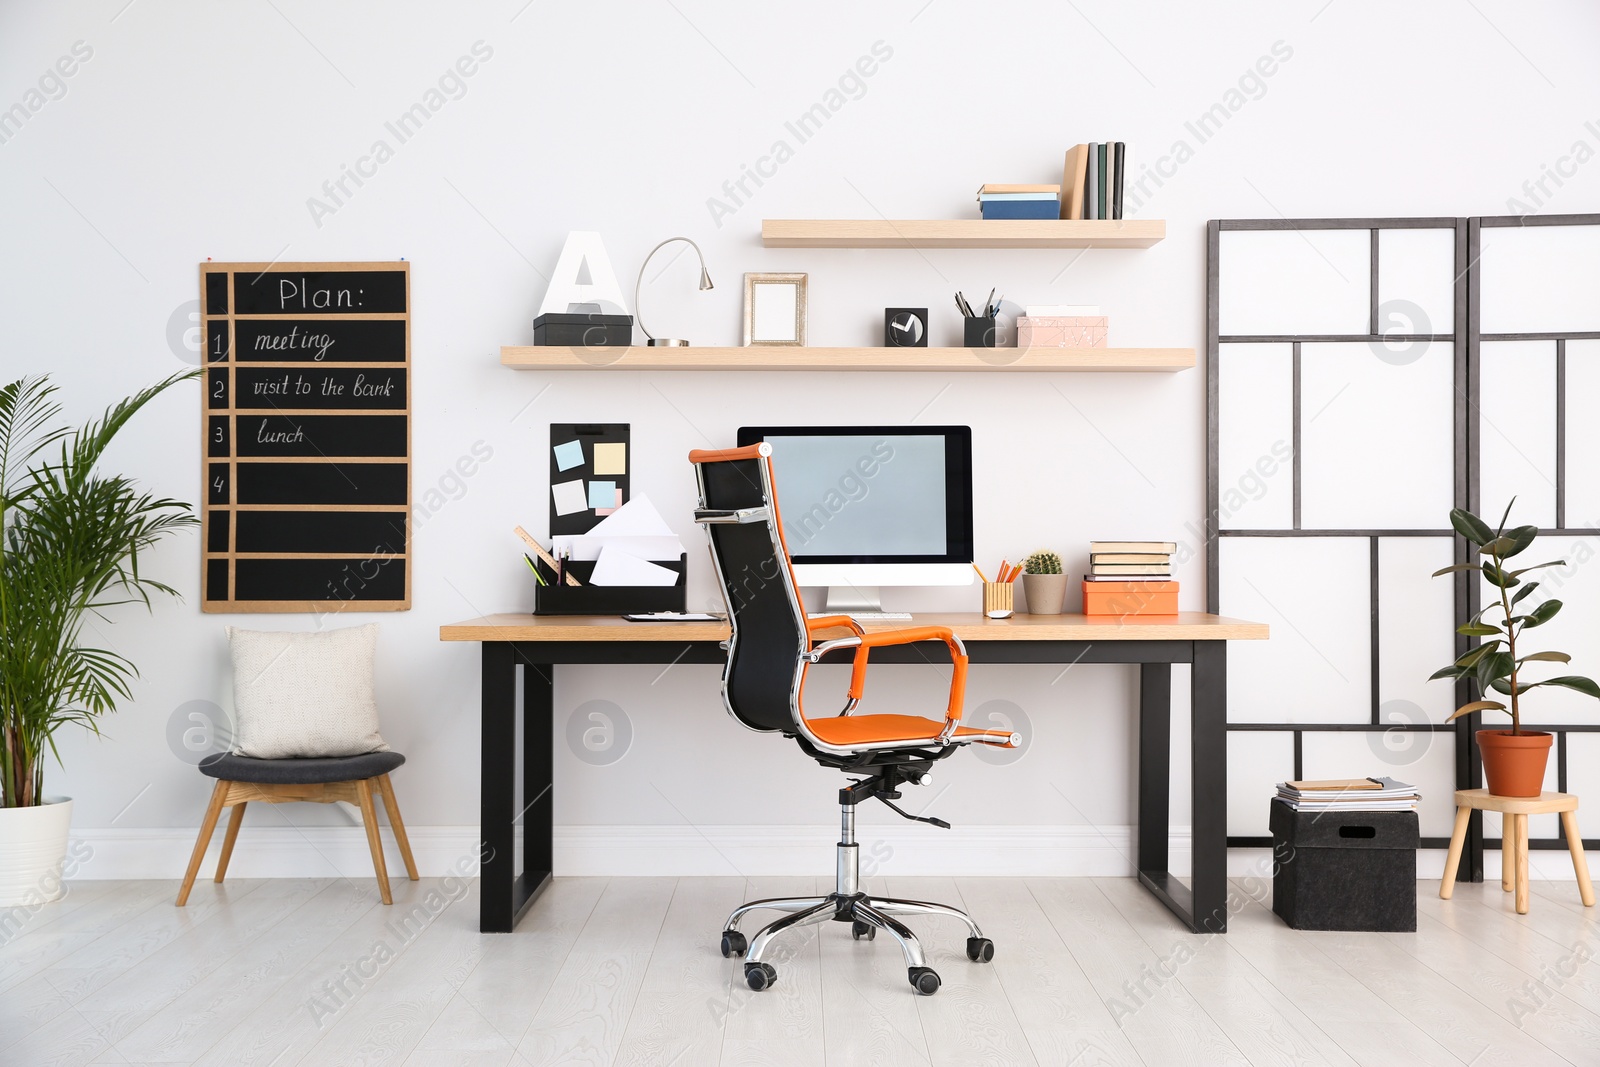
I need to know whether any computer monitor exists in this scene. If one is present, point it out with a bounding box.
[735,425,974,612]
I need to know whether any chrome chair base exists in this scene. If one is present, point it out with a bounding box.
[717,801,995,996]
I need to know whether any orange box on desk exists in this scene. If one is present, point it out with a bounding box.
[1082,580,1179,616]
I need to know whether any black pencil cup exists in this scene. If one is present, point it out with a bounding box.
[964,316,999,348]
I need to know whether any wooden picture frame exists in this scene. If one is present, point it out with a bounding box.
[742,272,807,346]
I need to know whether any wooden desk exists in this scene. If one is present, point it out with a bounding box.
[440,611,1269,934]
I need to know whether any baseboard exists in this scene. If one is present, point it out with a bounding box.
[550,824,1190,877]
[66,824,1188,880]
[66,825,1587,881]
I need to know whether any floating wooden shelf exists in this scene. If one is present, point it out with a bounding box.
[761,218,1165,249]
[501,346,1193,373]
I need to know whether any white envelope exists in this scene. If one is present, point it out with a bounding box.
[590,545,680,586]
[552,534,684,562]
[584,493,677,538]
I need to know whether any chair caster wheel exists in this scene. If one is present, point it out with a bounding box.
[908,967,941,995]
[851,920,876,941]
[720,930,747,958]
[966,937,994,963]
[745,962,777,991]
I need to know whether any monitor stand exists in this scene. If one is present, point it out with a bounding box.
[822,586,884,614]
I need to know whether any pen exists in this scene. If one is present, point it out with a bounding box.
[997,558,1009,584]
[524,553,548,587]
[972,562,990,583]
[984,288,995,318]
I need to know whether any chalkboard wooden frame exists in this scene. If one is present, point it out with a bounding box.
[199,261,411,612]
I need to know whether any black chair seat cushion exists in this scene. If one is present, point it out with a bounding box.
[199,750,405,784]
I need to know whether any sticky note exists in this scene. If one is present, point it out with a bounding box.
[553,440,584,471]
[588,480,617,508]
[551,479,588,516]
[592,441,627,475]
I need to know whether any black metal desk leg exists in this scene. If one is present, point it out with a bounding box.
[1137,663,1172,874]
[480,642,518,932]
[1136,660,1200,930]
[480,644,554,932]
[1190,641,1229,933]
[522,658,554,897]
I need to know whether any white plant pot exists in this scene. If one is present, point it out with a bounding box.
[0,796,73,906]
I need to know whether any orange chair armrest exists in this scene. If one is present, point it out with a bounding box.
[812,626,968,719]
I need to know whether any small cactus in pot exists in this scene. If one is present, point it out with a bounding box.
[1022,550,1066,615]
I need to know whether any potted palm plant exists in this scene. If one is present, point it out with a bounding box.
[1,373,196,905]
[1430,503,1600,797]
[1022,550,1066,615]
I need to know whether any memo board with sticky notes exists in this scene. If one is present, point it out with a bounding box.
[549,423,630,535]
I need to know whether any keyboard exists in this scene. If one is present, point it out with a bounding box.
[807,611,913,621]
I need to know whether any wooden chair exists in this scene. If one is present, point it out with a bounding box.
[1440,788,1595,914]
[177,751,418,906]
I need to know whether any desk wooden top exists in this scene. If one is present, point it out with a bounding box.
[439,612,1268,643]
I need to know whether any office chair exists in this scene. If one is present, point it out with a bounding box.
[689,442,1021,996]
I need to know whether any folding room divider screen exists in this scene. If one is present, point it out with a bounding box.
[1208,214,1600,878]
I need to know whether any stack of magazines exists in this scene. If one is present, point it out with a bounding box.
[1275,777,1420,812]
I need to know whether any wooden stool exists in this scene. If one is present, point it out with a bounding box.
[177,751,418,906]
[1440,788,1594,914]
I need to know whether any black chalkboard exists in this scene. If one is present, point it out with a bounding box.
[235,558,406,602]
[234,320,406,363]
[232,270,407,315]
[232,368,406,411]
[199,261,411,611]
[236,510,407,555]
[232,415,407,458]
[237,462,407,506]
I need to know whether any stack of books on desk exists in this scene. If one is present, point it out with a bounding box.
[1275,777,1421,812]
[1083,540,1177,615]
[976,183,1061,220]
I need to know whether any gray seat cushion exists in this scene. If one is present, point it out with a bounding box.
[199,750,405,784]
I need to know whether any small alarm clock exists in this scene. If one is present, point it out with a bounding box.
[884,308,928,347]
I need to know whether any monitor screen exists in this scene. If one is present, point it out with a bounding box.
[736,426,973,564]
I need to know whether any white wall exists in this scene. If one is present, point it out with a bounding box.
[4,1,1600,877]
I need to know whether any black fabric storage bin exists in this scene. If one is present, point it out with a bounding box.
[1270,799,1418,931]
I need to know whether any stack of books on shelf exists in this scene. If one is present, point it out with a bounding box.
[1275,777,1421,812]
[1082,540,1175,616]
[1060,142,1127,220]
[976,183,1061,220]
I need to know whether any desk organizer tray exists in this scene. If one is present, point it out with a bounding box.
[532,553,687,615]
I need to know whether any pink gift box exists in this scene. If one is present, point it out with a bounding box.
[1017,316,1108,348]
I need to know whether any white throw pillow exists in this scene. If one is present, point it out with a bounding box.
[227,624,390,759]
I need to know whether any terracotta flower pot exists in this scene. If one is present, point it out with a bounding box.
[1477,729,1553,798]
[1022,573,1067,615]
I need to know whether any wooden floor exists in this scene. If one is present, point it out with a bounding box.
[2,874,1597,1066]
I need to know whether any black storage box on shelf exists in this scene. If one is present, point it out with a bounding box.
[531,553,687,615]
[532,312,633,347]
[1270,799,1418,931]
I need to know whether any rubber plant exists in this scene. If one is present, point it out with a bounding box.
[0,372,197,809]
[1430,501,1600,795]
